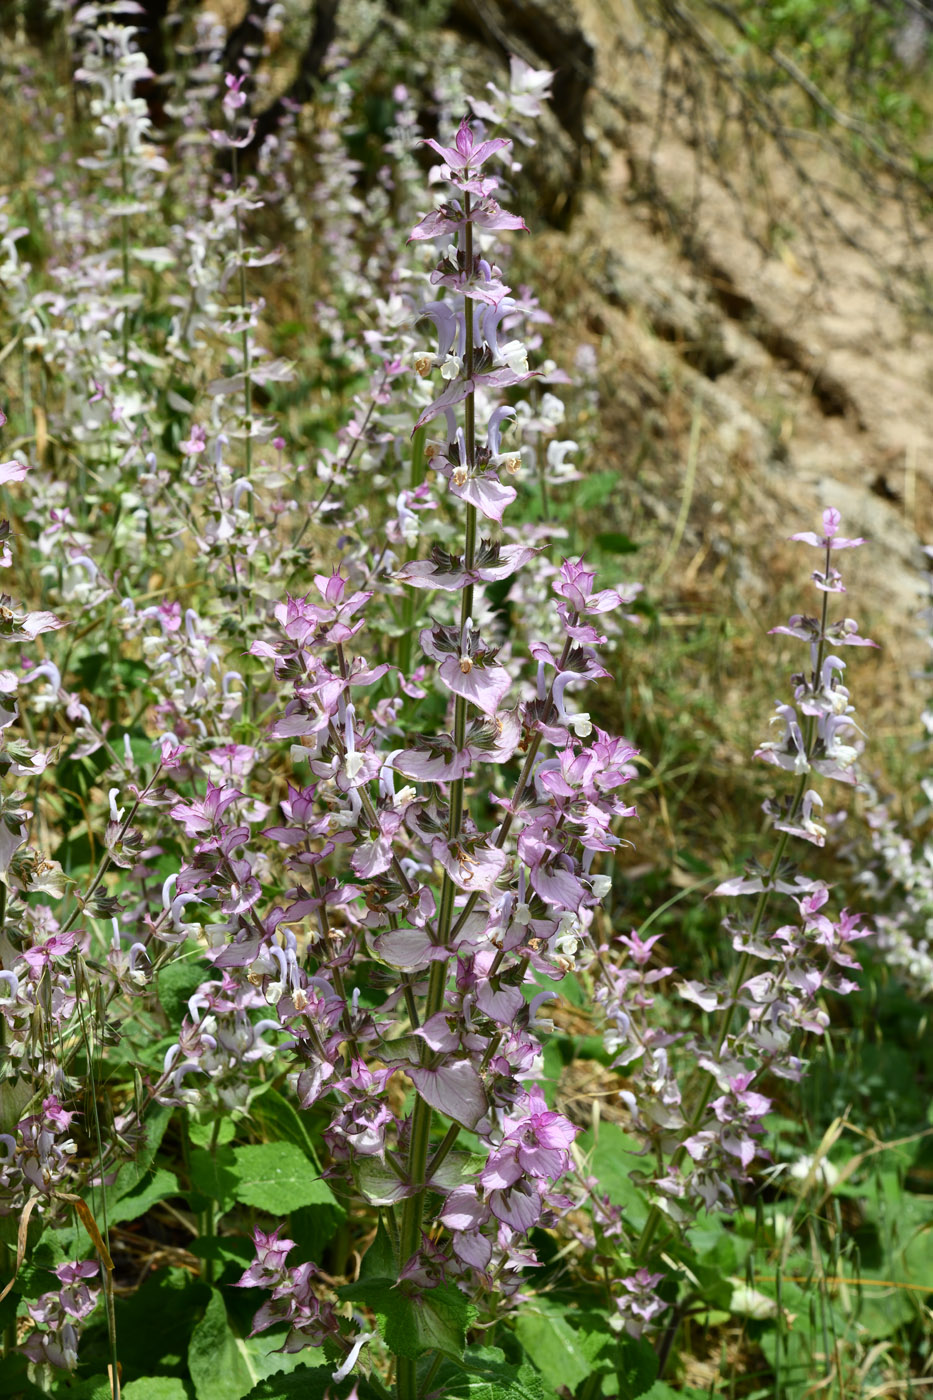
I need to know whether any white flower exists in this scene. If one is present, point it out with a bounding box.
[495,339,528,374]
[345,751,366,781]
[540,392,565,425]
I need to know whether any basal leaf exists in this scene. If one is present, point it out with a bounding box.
[249,1086,322,1169]
[188,1290,312,1400]
[123,1381,194,1399]
[110,1167,180,1225]
[189,1146,239,1211]
[106,1268,209,1378]
[341,1278,467,1362]
[231,1142,340,1214]
[436,1345,546,1400]
[514,1303,596,1391]
[581,1123,650,1228]
[242,1372,376,1400]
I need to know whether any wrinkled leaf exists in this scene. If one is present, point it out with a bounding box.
[188,1290,311,1400]
[231,1142,340,1215]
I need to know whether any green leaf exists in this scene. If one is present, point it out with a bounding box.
[123,1381,194,1400]
[580,1123,650,1228]
[638,1386,707,1400]
[516,1304,655,1398]
[242,1372,377,1400]
[356,1157,410,1205]
[231,1143,340,1214]
[436,1345,546,1400]
[189,1118,236,1149]
[89,1268,209,1379]
[61,1109,174,1254]
[189,1146,240,1211]
[188,1290,314,1400]
[616,1335,660,1399]
[341,1278,468,1362]
[249,1086,322,1169]
[575,470,618,510]
[126,1103,174,1178]
[514,1302,599,1391]
[49,1377,113,1400]
[290,1199,345,1261]
[677,1223,739,1310]
[0,1077,32,1134]
[0,1353,48,1399]
[360,1218,396,1279]
[189,1236,254,1286]
[158,954,213,1024]
[595,531,640,554]
[402,1282,469,1359]
[110,1167,180,1225]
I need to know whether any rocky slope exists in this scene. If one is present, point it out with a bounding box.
[506,0,933,733]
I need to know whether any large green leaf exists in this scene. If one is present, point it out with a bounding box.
[189,1145,240,1211]
[514,1302,602,1391]
[249,1086,322,1169]
[616,1336,660,1399]
[52,1108,175,1257]
[242,1373,378,1400]
[86,1268,210,1379]
[436,1346,546,1400]
[230,1143,340,1214]
[580,1123,650,1228]
[341,1277,468,1362]
[0,1353,48,1399]
[123,1381,194,1400]
[110,1167,180,1225]
[188,1289,316,1400]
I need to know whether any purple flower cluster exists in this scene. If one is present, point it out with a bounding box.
[210,111,643,1369]
[236,1228,340,1354]
[588,510,875,1307]
[20,1261,100,1371]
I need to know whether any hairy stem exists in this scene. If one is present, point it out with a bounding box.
[397,197,476,1400]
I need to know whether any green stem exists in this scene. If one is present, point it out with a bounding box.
[2,1267,14,1356]
[446,629,577,947]
[634,555,834,1264]
[633,802,802,1264]
[231,145,253,493]
[397,426,427,679]
[119,130,130,365]
[396,196,477,1400]
[73,960,121,1395]
[425,1122,460,1180]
